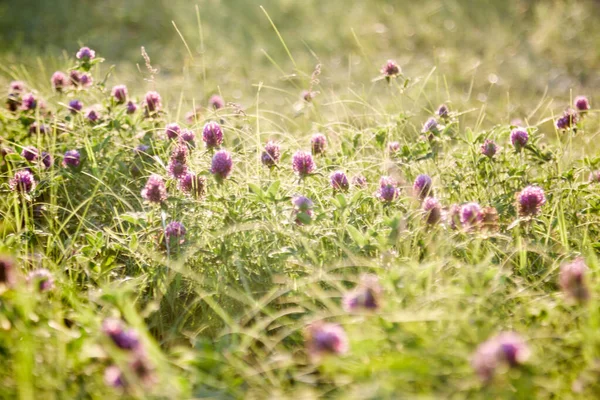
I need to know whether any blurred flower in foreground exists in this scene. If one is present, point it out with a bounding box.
[472,332,530,382]
[589,171,600,183]
[102,318,141,351]
[211,150,233,181]
[413,174,433,200]
[0,256,16,288]
[27,269,54,292]
[141,174,167,204]
[559,258,590,303]
[292,195,313,225]
[343,274,382,312]
[104,366,125,388]
[422,197,442,225]
[261,141,281,168]
[311,133,327,156]
[516,186,545,217]
[376,176,400,203]
[330,170,349,192]
[305,322,349,359]
[292,151,315,178]
[9,170,36,193]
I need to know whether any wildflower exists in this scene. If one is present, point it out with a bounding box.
[209,94,225,110]
[29,122,48,135]
[68,99,83,113]
[422,117,438,134]
[76,46,96,61]
[134,144,150,155]
[472,332,530,382]
[555,109,578,130]
[21,93,38,110]
[126,101,137,114]
[437,104,449,119]
[102,318,141,351]
[305,322,349,359]
[78,73,93,88]
[144,91,162,113]
[292,151,316,177]
[311,133,327,155]
[510,128,528,151]
[292,196,313,225]
[9,170,36,193]
[165,123,181,140]
[141,174,167,204]
[589,171,600,183]
[330,170,349,192]
[180,129,195,144]
[51,71,68,92]
[86,108,99,122]
[111,85,128,104]
[41,152,53,169]
[9,81,25,93]
[104,366,125,388]
[481,139,498,158]
[352,175,367,189]
[62,150,81,168]
[422,197,442,225]
[167,160,187,179]
[178,172,207,198]
[27,269,54,292]
[559,258,590,303]
[574,96,590,112]
[376,176,400,203]
[413,174,433,200]
[516,185,545,217]
[388,141,400,154]
[381,59,401,78]
[343,274,382,312]
[211,150,233,181]
[164,221,186,246]
[0,256,16,287]
[21,146,39,162]
[302,90,315,102]
[261,141,281,167]
[460,202,483,230]
[202,121,223,148]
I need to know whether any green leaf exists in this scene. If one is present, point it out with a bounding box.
[346,225,366,247]
[248,183,263,197]
[267,180,280,197]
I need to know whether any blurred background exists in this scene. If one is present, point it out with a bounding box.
[1,0,600,123]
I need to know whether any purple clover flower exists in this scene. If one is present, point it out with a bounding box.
[202,121,223,148]
[460,202,483,230]
[209,94,225,110]
[86,108,100,123]
[111,85,128,104]
[376,176,400,203]
[141,174,167,204]
[422,117,438,134]
[9,170,36,193]
[210,150,233,181]
[168,160,187,179]
[178,172,207,198]
[516,185,546,217]
[388,141,400,154]
[164,221,186,245]
[27,269,54,292]
[555,109,578,130]
[68,99,83,113]
[21,146,39,162]
[330,170,349,192]
[29,123,48,135]
[126,101,137,114]
[261,141,281,168]
[574,96,590,112]
[41,152,53,169]
[481,139,498,158]
[170,144,187,164]
[589,171,600,183]
[305,322,349,359]
[559,258,590,303]
[62,150,81,168]
[472,332,530,382]
[352,175,367,189]
[76,47,96,61]
[9,81,25,93]
[422,197,442,225]
[180,129,195,144]
[510,128,528,151]
[292,196,313,225]
[437,104,449,118]
[144,91,162,113]
[104,366,125,388]
[381,60,400,78]
[102,318,141,351]
[302,90,315,102]
[310,133,327,155]
[165,123,181,140]
[51,71,68,92]
[343,274,382,312]
[21,93,38,110]
[78,73,93,88]
[413,174,433,200]
[292,151,315,177]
